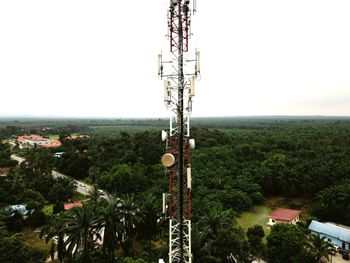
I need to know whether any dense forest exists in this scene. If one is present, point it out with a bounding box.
[0,118,349,262]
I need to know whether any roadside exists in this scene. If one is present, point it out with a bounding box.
[10,154,107,197]
[332,253,349,263]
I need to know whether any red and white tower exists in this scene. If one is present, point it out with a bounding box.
[158,1,200,263]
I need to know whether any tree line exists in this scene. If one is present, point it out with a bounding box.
[1,119,350,262]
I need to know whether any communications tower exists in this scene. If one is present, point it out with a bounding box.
[158,1,200,263]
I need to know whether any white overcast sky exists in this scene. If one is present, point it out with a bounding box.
[0,0,349,118]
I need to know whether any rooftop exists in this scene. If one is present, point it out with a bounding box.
[17,135,61,147]
[268,208,301,221]
[17,134,46,142]
[309,220,350,243]
[43,140,62,148]
[0,167,10,175]
[64,202,83,211]
[10,204,29,216]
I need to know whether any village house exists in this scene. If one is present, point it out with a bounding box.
[64,201,83,211]
[0,167,10,176]
[267,208,301,226]
[10,204,29,219]
[309,220,350,250]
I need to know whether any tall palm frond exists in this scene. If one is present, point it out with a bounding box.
[64,205,102,263]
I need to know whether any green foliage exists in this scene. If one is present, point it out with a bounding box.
[120,194,140,256]
[305,233,336,262]
[0,208,10,236]
[121,258,149,263]
[98,194,123,261]
[291,249,315,263]
[2,118,350,262]
[193,205,252,262]
[266,224,306,263]
[17,147,55,198]
[0,235,47,263]
[98,164,133,194]
[65,205,102,262]
[53,201,65,214]
[48,177,76,202]
[312,181,350,225]
[19,189,46,210]
[40,213,66,263]
[27,210,47,228]
[0,140,17,167]
[7,211,25,232]
[247,225,265,256]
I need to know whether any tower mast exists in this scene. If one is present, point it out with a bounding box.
[159,1,200,263]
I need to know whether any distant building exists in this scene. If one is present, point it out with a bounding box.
[10,204,29,218]
[309,220,350,250]
[66,135,89,140]
[0,167,9,176]
[43,140,62,148]
[17,135,61,149]
[64,202,83,211]
[268,208,301,225]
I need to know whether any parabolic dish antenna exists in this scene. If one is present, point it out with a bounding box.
[161,153,175,167]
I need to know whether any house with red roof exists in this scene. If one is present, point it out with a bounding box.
[17,135,61,149]
[0,167,10,176]
[64,202,83,211]
[268,208,301,226]
[43,140,62,148]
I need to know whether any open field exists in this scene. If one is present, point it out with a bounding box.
[48,134,59,140]
[237,205,273,231]
[21,227,50,253]
[42,204,53,215]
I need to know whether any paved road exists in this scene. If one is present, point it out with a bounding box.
[332,253,349,263]
[10,154,104,196]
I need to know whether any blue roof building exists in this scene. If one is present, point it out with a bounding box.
[308,220,350,250]
[10,205,29,217]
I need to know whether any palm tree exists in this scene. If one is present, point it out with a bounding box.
[139,194,162,260]
[120,194,140,256]
[276,170,300,196]
[99,194,123,261]
[305,233,336,263]
[64,205,102,263]
[40,214,66,263]
[200,206,243,263]
[201,205,234,238]
[87,184,102,206]
[191,226,213,263]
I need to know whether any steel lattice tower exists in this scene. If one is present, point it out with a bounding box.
[158,1,200,263]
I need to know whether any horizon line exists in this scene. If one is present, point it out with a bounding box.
[0,115,350,120]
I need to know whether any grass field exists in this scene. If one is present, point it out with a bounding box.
[21,227,50,253]
[48,134,59,140]
[42,204,53,215]
[236,205,273,231]
[71,192,87,202]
